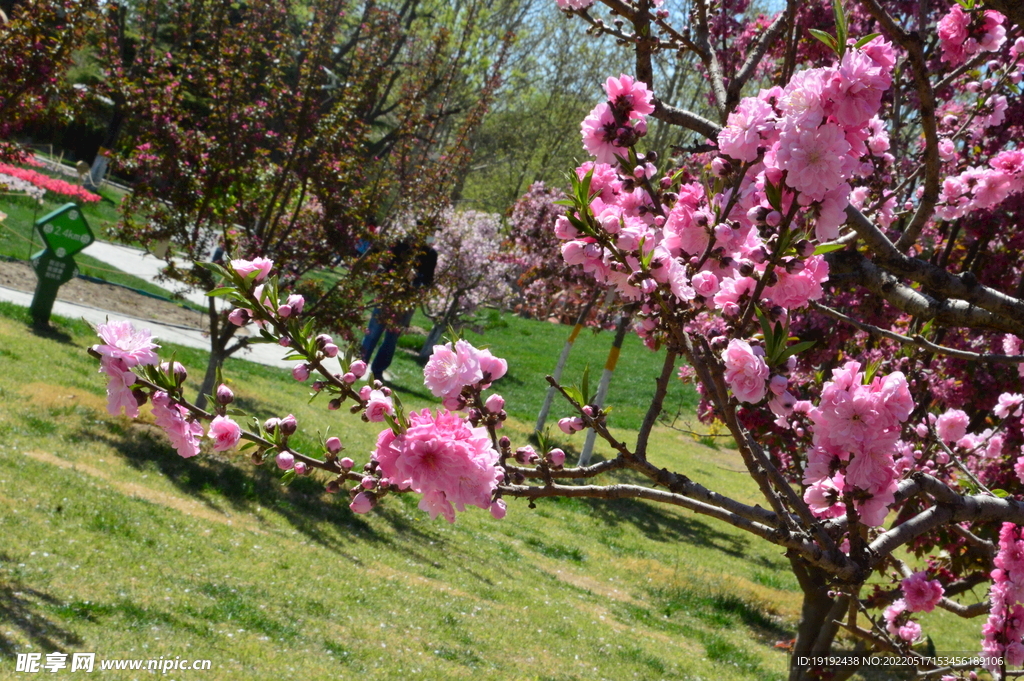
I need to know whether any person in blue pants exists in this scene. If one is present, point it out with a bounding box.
[361,236,437,382]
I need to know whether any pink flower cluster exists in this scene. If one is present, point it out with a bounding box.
[937,6,1006,67]
[372,409,503,523]
[423,340,507,408]
[721,339,769,404]
[937,149,1024,219]
[883,599,922,643]
[803,361,913,526]
[93,321,160,418]
[719,37,894,235]
[0,162,101,203]
[901,571,944,613]
[151,391,204,458]
[983,523,1024,669]
[581,75,654,165]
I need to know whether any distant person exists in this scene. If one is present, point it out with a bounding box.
[360,236,437,383]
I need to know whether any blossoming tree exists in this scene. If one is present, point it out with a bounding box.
[86,0,1024,679]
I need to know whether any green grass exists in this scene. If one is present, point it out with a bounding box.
[387,308,698,433]
[0,300,802,680]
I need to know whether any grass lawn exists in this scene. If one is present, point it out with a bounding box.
[0,301,988,680]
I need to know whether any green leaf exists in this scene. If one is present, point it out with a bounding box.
[853,32,881,49]
[581,365,591,406]
[563,386,584,406]
[992,489,1010,498]
[813,242,846,255]
[206,287,236,297]
[779,340,816,362]
[238,442,259,452]
[226,407,248,416]
[832,0,847,56]
[198,261,231,279]
[280,469,296,486]
[808,28,839,54]
[763,176,783,210]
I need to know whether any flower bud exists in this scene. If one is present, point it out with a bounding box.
[279,336,291,347]
[548,448,566,468]
[292,363,310,382]
[294,461,308,476]
[264,417,280,433]
[350,492,374,514]
[250,452,264,465]
[316,333,333,347]
[558,417,577,435]
[216,384,234,405]
[326,436,343,454]
[280,414,298,436]
[358,385,372,401]
[490,499,507,520]
[361,476,376,490]
[349,360,367,378]
[286,294,304,315]
[515,446,538,464]
[484,393,505,413]
[342,372,356,384]
[160,361,187,383]
[132,388,148,406]
[312,381,325,392]
[276,451,294,470]
[498,436,511,450]
[325,480,341,494]
[328,398,342,410]
[340,457,355,469]
[323,344,339,358]
[228,308,251,326]
[277,304,293,318]
[582,405,595,417]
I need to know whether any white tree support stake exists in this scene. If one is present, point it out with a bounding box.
[578,312,630,467]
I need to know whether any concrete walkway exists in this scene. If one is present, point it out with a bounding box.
[82,240,211,307]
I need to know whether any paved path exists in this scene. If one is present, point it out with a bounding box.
[1,239,346,372]
[82,240,211,307]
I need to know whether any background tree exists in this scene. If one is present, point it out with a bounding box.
[0,0,96,162]
[97,0,509,406]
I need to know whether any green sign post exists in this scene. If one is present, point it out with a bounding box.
[30,203,94,327]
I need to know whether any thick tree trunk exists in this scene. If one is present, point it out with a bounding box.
[789,557,842,681]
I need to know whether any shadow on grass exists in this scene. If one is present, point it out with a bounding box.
[572,492,751,559]
[73,420,445,562]
[0,555,83,659]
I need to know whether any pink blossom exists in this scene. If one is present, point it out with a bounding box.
[94,320,160,368]
[718,97,774,162]
[373,409,502,522]
[484,393,505,413]
[292,363,310,382]
[489,499,507,519]
[604,74,654,118]
[995,393,1024,419]
[902,572,944,613]
[208,415,242,452]
[938,6,971,65]
[581,103,620,164]
[477,348,508,384]
[230,257,274,282]
[776,122,851,202]
[151,391,204,459]
[285,294,304,315]
[101,358,140,418]
[826,50,889,128]
[691,270,719,298]
[423,340,484,398]
[779,68,828,127]
[365,389,395,422]
[722,339,770,404]
[935,409,970,444]
[765,255,829,309]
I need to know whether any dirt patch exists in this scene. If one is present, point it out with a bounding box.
[0,259,206,329]
[19,381,108,413]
